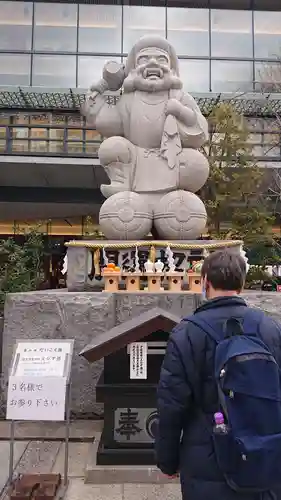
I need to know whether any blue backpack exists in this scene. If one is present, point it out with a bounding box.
[188,308,281,493]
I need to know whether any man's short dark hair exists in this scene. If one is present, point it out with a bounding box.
[201,249,246,291]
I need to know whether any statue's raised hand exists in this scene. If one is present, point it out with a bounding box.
[89,61,125,95]
[102,61,126,92]
[165,98,195,126]
[165,98,181,117]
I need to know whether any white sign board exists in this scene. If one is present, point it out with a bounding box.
[7,376,67,421]
[129,342,147,380]
[11,341,72,378]
[6,340,73,422]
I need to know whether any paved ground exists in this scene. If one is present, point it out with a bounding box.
[0,421,181,500]
[65,481,180,500]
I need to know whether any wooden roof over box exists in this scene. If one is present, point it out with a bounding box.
[79,307,181,362]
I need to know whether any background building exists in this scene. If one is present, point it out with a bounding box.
[1,0,281,242]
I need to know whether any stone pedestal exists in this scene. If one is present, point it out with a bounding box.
[3,290,279,425]
[2,291,201,417]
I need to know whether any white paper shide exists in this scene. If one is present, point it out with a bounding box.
[129,342,147,380]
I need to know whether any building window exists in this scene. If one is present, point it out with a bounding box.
[0,1,32,50]
[30,117,49,154]
[67,127,83,154]
[78,5,122,54]
[123,6,165,53]
[48,127,64,153]
[85,129,102,155]
[211,10,253,58]
[0,123,7,153]
[78,56,121,88]
[211,60,253,92]
[167,8,209,57]
[34,3,77,52]
[179,59,210,92]
[0,54,31,86]
[32,55,76,87]
[254,11,281,59]
[254,61,281,92]
[0,113,104,156]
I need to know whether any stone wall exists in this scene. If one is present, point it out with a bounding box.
[242,291,281,322]
[2,290,200,417]
[2,290,281,417]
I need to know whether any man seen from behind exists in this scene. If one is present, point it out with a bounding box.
[156,249,281,500]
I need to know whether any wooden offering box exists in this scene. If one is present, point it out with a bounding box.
[188,272,202,293]
[80,308,181,466]
[166,272,185,292]
[103,272,121,292]
[145,273,164,292]
[122,272,142,292]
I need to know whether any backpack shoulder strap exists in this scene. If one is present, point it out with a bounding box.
[187,307,265,344]
[185,315,228,417]
[186,316,222,344]
[242,307,265,336]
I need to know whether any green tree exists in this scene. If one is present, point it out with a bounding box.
[0,226,44,311]
[200,102,274,248]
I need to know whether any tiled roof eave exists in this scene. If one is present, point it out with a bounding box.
[0,87,281,117]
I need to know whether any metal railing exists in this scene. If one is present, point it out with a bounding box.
[0,123,102,157]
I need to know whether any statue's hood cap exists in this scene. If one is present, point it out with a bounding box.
[125,35,179,76]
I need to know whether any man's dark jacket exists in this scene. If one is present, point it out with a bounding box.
[156,296,281,500]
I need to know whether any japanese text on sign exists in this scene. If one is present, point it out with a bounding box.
[6,340,73,422]
[6,375,67,421]
[129,342,147,380]
[12,341,72,377]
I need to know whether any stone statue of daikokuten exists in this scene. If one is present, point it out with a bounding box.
[83,35,210,240]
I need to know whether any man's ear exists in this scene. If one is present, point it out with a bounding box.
[201,275,207,288]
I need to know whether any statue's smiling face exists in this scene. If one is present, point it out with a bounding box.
[123,45,182,93]
[136,48,171,81]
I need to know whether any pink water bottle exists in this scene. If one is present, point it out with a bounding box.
[213,412,229,434]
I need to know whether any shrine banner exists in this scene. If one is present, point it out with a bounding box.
[86,244,204,283]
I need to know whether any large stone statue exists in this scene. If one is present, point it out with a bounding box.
[84,35,209,240]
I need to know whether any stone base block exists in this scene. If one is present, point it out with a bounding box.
[2,290,200,417]
[97,439,155,467]
[2,290,116,417]
[85,433,176,484]
[3,290,279,418]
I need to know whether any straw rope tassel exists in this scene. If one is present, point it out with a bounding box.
[93,248,100,276]
[149,245,156,263]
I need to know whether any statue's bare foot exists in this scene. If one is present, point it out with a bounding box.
[101,183,125,198]
[98,136,135,199]
[101,162,131,197]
